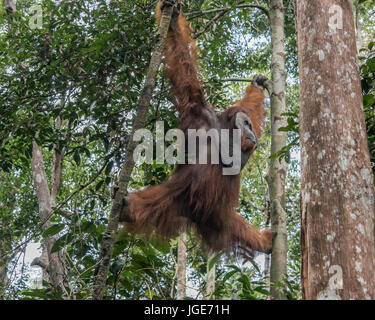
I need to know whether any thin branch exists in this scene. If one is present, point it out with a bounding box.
[193,8,230,39]
[187,3,270,20]
[56,153,113,211]
[216,78,253,82]
[209,78,273,95]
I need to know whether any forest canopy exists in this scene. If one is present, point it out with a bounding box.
[0,0,374,301]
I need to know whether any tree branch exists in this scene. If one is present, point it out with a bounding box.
[187,2,270,20]
[92,2,175,300]
[193,8,230,39]
[31,138,67,293]
[216,77,253,82]
[51,116,71,207]
[210,78,273,95]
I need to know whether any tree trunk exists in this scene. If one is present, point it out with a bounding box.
[295,0,375,300]
[41,244,50,284]
[0,238,9,298]
[205,251,216,299]
[31,141,67,293]
[176,231,187,300]
[354,0,362,52]
[264,206,271,291]
[3,0,16,14]
[0,174,9,298]
[30,115,69,293]
[268,0,288,300]
[92,4,174,300]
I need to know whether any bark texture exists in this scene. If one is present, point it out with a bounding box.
[354,0,362,53]
[264,206,271,290]
[296,0,375,300]
[0,238,9,298]
[3,0,16,14]
[30,116,69,292]
[205,251,216,299]
[177,231,187,300]
[268,0,288,300]
[31,141,67,293]
[92,4,174,300]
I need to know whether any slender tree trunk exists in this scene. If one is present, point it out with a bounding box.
[31,140,67,293]
[295,0,375,300]
[176,231,187,300]
[0,238,9,298]
[3,0,16,14]
[30,114,69,293]
[92,4,174,300]
[355,0,362,52]
[205,251,216,299]
[40,245,50,284]
[38,117,67,285]
[50,117,64,208]
[268,0,288,300]
[0,171,9,298]
[264,206,271,290]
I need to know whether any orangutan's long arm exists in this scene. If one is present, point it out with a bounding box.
[156,2,211,128]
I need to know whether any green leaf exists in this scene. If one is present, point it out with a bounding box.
[50,215,61,223]
[150,238,170,254]
[367,57,375,72]
[252,262,261,273]
[363,94,374,108]
[287,118,296,126]
[239,274,251,290]
[83,147,91,158]
[223,269,239,282]
[105,160,114,175]
[81,221,96,234]
[110,261,124,274]
[119,277,132,291]
[254,286,270,295]
[208,252,221,271]
[73,150,81,165]
[51,233,74,253]
[95,180,104,191]
[227,264,241,272]
[21,289,52,300]
[42,224,64,238]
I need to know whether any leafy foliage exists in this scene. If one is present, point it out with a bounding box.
[1,0,371,301]
[360,41,375,172]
